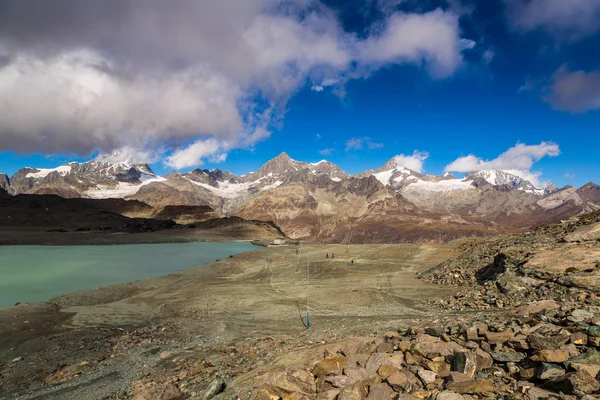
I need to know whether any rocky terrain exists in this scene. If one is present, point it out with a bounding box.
[0,188,286,245]
[2,152,599,243]
[1,213,600,399]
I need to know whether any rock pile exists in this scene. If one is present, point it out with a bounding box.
[423,211,600,312]
[252,307,600,399]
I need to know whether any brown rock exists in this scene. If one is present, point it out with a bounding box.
[336,382,368,400]
[282,393,306,400]
[528,330,570,350]
[313,355,347,378]
[513,300,561,316]
[345,367,379,383]
[474,348,493,372]
[436,392,466,400]
[484,329,514,344]
[446,372,470,382]
[570,363,600,379]
[316,389,340,400]
[377,364,399,380]
[366,383,396,399]
[387,369,421,393]
[255,389,280,400]
[254,370,316,397]
[445,379,493,394]
[365,353,403,374]
[538,349,570,363]
[411,341,465,358]
[417,369,437,385]
[571,331,588,345]
[325,375,355,388]
[160,384,182,400]
[398,341,411,352]
[425,359,451,374]
[546,370,600,396]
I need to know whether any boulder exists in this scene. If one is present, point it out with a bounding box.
[538,349,570,363]
[452,351,477,377]
[336,382,368,400]
[528,331,570,350]
[417,369,437,385]
[386,370,421,393]
[537,363,565,380]
[254,370,316,397]
[546,370,600,396]
[445,378,493,394]
[365,353,403,374]
[484,329,514,344]
[436,392,466,400]
[366,383,396,400]
[513,300,561,316]
[491,351,526,363]
[313,355,347,378]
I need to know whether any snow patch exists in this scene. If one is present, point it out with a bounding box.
[26,165,72,179]
[310,160,328,166]
[85,175,165,199]
[405,179,473,192]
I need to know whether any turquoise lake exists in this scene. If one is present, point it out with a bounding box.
[0,242,257,308]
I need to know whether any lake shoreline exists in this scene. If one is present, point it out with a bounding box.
[0,243,457,399]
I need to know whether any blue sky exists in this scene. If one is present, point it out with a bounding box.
[0,0,598,188]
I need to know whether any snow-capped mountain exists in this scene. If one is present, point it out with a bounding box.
[464,170,543,194]
[8,152,164,198]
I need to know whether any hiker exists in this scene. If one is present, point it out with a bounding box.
[347,259,351,265]
[351,259,354,264]
[332,253,335,259]
[296,249,298,255]
[326,252,329,258]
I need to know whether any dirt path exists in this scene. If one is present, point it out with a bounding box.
[0,243,457,399]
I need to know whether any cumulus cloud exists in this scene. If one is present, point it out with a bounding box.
[319,148,334,155]
[345,137,384,151]
[393,151,429,173]
[96,146,159,165]
[0,0,470,167]
[444,142,560,187]
[505,0,600,39]
[545,67,600,113]
[165,138,229,169]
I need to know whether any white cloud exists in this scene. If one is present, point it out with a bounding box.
[393,151,429,173]
[165,138,228,169]
[505,0,600,39]
[564,173,576,180]
[545,66,600,113]
[319,148,334,155]
[345,137,384,151]
[95,146,158,165]
[444,142,560,187]
[0,1,469,167]
[357,9,464,78]
[316,133,322,139]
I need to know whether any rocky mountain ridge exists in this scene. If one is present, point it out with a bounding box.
[2,152,599,242]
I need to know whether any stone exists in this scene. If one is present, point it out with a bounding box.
[160,384,182,400]
[587,325,600,337]
[377,365,399,380]
[528,331,570,350]
[336,382,368,400]
[538,349,570,363]
[425,359,451,374]
[474,348,493,372]
[282,394,306,400]
[570,363,600,378]
[571,309,595,320]
[316,390,340,400]
[417,369,437,385]
[466,326,478,341]
[452,351,477,378]
[313,355,347,377]
[484,329,514,344]
[565,349,600,367]
[445,378,493,394]
[345,367,378,383]
[513,300,561,316]
[253,370,316,397]
[537,363,565,380]
[383,331,400,339]
[491,351,526,363]
[446,372,470,382]
[325,375,354,388]
[436,391,466,400]
[366,383,396,400]
[411,341,465,358]
[387,370,421,393]
[376,342,394,353]
[255,389,280,400]
[547,370,600,396]
[365,353,403,374]
[571,331,588,345]
[396,395,419,400]
[425,326,444,337]
[525,386,561,400]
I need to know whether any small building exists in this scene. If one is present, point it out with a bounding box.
[273,238,286,245]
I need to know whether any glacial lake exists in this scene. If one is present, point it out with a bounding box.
[0,242,258,308]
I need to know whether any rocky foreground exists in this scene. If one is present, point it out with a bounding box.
[110,213,600,400]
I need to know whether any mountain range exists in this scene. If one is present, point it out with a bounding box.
[2,152,599,242]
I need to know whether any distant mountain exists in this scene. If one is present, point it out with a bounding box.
[7,151,164,198]
[3,152,599,242]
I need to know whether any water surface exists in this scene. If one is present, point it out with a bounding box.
[0,242,257,308]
